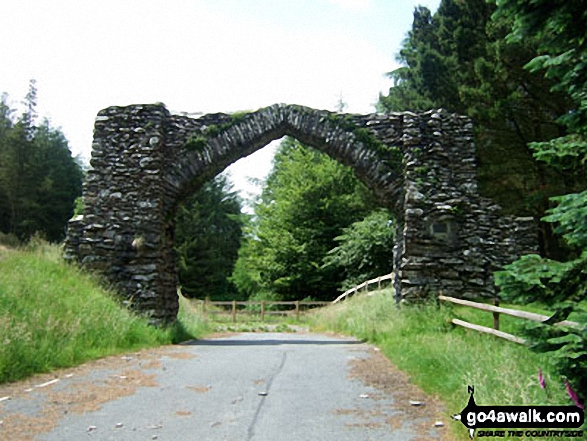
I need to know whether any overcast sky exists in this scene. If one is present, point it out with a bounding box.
[1,0,439,206]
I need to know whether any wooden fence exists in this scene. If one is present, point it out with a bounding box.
[198,299,330,322]
[438,295,579,344]
[332,273,394,304]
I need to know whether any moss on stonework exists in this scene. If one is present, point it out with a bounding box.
[184,111,254,151]
[185,135,208,152]
[414,165,430,175]
[320,113,403,168]
[353,128,401,160]
[184,108,402,172]
[204,124,223,137]
[201,111,253,139]
[230,110,252,124]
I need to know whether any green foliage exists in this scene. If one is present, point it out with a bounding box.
[378,1,578,261]
[0,82,84,242]
[323,209,394,290]
[232,137,379,301]
[175,174,244,300]
[495,0,587,134]
[496,201,587,407]
[497,253,587,409]
[530,135,587,183]
[495,254,575,304]
[229,229,265,299]
[542,191,587,250]
[496,193,587,407]
[490,0,587,406]
[229,110,251,124]
[203,124,223,138]
[73,196,84,216]
[383,0,587,406]
[184,135,208,152]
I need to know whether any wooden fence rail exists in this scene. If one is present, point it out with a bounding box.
[438,295,580,345]
[332,273,395,304]
[197,299,330,323]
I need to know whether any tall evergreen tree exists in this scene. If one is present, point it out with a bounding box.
[175,174,244,300]
[493,0,587,403]
[0,94,14,234]
[33,122,85,241]
[0,82,83,242]
[378,0,578,258]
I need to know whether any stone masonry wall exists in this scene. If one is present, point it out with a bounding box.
[396,109,537,301]
[64,104,538,323]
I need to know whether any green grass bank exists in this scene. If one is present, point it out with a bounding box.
[0,242,209,384]
[308,290,576,440]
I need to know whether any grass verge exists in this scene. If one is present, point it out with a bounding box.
[308,290,575,440]
[0,242,210,384]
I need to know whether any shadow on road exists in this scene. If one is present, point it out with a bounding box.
[182,338,365,347]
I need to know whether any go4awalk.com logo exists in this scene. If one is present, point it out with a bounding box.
[452,387,584,439]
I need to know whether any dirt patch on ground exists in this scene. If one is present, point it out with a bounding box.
[342,347,452,440]
[187,385,211,394]
[0,345,186,441]
[163,351,197,360]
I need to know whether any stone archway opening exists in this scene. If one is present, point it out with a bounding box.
[174,133,395,303]
[65,103,537,324]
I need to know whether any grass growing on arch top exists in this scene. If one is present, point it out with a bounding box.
[307,290,573,440]
[0,241,210,384]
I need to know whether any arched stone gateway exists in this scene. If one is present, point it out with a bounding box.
[64,103,537,324]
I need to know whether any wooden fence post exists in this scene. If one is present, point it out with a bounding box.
[493,298,500,330]
[295,300,300,321]
[232,300,237,323]
[261,301,265,322]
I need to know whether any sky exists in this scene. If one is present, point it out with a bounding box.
[0,0,439,208]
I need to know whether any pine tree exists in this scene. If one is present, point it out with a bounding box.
[175,174,244,300]
[0,82,83,242]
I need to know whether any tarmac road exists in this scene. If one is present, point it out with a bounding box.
[0,332,447,441]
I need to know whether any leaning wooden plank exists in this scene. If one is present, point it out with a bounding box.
[451,318,526,344]
[439,295,579,328]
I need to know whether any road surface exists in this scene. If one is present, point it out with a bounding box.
[0,332,447,440]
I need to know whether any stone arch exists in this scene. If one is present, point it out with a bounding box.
[163,104,403,218]
[65,103,538,324]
